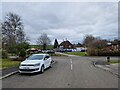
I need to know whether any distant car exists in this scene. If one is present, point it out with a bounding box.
[19,54,53,73]
[46,50,55,54]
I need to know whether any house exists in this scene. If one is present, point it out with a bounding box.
[59,40,75,49]
[103,41,120,52]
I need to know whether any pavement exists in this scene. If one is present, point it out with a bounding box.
[89,56,119,75]
[93,60,119,77]
[2,55,119,88]
[0,66,19,79]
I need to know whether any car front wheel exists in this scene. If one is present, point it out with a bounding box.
[49,62,52,68]
[40,65,44,73]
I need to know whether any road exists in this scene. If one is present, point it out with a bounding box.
[2,56,118,88]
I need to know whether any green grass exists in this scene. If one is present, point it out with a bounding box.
[65,52,87,56]
[38,52,66,56]
[30,45,53,49]
[50,54,66,56]
[0,58,21,69]
[108,60,120,64]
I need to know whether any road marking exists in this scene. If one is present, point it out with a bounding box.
[70,59,73,70]
[71,64,73,70]
[70,59,72,64]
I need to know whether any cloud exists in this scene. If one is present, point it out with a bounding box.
[2,2,118,44]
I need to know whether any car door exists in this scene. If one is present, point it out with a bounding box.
[47,55,51,67]
[44,55,49,68]
[46,55,51,67]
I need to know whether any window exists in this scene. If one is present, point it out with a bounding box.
[27,55,44,60]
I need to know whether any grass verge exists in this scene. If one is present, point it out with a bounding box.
[108,60,120,64]
[0,58,21,69]
[50,53,66,56]
[65,52,87,56]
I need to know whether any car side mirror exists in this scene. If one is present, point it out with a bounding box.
[44,57,47,60]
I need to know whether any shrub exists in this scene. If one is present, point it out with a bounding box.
[87,47,120,56]
[19,49,26,57]
[18,49,26,61]
[97,51,120,56]
[1,50,8,59]
[87,47,96,56]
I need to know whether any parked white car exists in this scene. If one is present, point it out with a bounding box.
[19,54,53,73]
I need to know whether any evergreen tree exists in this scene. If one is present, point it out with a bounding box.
[53,39,59,49]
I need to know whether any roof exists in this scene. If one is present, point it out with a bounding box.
[32,54,49,56]
[59,40,73,46]
[59,40,74,49]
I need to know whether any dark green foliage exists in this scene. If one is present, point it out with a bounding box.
[1,50,8,59]
[16,42,29,55]
[43,43,46,50]
[53,39,59,49]
[7,45,16,54]
[19,49,26,57]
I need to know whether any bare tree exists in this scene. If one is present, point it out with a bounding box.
[1,12,25,53]
[37,33,51,50]
[83,35,96,47]
[83,35,108,56]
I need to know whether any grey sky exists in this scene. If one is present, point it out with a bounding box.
[1,2,118,45]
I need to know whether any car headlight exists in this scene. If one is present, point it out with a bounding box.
[34,63,40,66]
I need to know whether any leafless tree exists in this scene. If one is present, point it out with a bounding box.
[37,33,51,50]
[83,35,96,47]
[83,35,108,56]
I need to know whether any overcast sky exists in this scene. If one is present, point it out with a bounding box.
[1,2,118,45]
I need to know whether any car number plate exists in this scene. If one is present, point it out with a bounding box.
[24,67,29,69]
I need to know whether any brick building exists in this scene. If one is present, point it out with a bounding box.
[59,40,75,49]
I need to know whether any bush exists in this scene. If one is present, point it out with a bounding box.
[15,42,29,55]
[97,51,120,56]
[18,49,26,61]
[87,47,120,56]
[1,50,8,59]
[87,48,96,56]
[19,49,26,57]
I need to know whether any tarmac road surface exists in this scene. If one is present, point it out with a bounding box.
[2,56,118,88]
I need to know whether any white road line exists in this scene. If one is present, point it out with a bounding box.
[71,64,73,70]
[70,59,72,64]
[70,59,73,70]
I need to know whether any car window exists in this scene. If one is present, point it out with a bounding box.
[46,56,50,58]
[27,55,44,60]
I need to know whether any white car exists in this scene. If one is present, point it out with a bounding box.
[19,54,53,73]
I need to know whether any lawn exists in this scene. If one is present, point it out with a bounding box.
[108,60,120,64]
[30,45,53,49]
[0,58,21,69]
[50,53,66,56]
[65,52,87,56]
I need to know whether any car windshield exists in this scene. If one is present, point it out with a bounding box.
[27,55,44,60]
